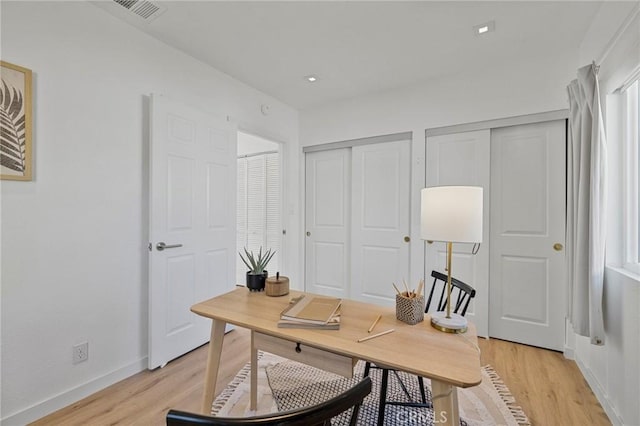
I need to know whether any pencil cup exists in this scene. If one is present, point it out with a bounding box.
[396,294,425,325]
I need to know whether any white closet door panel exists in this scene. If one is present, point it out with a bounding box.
[425,130,490,337]
[352,140,411,305]
[236,158,248,283]
[246,156,266,251]
[489,120,565,351]
[265,153,281,273]
[237,152,281,281]
[305,149,351,297]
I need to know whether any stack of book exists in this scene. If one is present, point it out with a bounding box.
[278,295,342,329]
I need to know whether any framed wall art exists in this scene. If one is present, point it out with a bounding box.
[1,60,32,181]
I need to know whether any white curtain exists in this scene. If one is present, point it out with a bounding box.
[566,63,607,345]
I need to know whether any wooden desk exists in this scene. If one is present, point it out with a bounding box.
[191,288,482,426]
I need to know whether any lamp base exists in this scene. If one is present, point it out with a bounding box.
[430,311,468,334]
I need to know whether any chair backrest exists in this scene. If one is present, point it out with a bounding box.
[166,376,371,426]
[425,270,476,316]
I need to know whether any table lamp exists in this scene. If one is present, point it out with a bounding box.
[421,186,483,333]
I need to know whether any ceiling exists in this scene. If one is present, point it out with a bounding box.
[95,1,607,110]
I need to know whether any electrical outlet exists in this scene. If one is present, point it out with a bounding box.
[72,342,89,364]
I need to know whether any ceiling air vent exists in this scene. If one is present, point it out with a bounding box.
[112,0,166,22]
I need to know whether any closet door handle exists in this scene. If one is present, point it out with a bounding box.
[404,236,410,242]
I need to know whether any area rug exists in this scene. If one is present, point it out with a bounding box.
[211,352,530,426]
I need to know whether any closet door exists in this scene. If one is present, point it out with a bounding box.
[425,130,491,337]
[351,140,411,305]
[305,149,351,298]
[489,120,566,351]
[236,153,281,284]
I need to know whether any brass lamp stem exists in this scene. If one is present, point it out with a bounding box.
[446,241,453,319]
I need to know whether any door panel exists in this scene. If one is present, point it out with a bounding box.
[207,163,229,228]
[425,130,491,337]
[167,156,194,229]
[489,120,565,351]
[305,149,351,298]
[149,94,236,369]
[352,140,411,305]
[499,256,548,323]
[166,254,195,335]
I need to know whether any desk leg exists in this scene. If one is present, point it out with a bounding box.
[250,331,258,411]
[431,380,459,426]
[201,319,227,414]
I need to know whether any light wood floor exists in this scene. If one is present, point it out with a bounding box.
[32,328,610,425]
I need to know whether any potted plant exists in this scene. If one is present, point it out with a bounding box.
[239,247,275,292]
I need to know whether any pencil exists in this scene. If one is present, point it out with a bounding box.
[368,314,382,333]
[392,283,402,295]
[357,329,395,343]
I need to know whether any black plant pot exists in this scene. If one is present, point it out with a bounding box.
[246,271,268,292]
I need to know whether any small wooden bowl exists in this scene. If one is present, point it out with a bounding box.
[265,275,289,297]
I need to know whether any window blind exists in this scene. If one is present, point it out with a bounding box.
[236,152,281,283]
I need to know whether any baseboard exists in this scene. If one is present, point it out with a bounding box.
[574,354,623,426]
[563,344,575,360]
[1,357,147,426]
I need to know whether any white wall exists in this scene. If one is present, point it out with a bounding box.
[0,2,299,424]
[237,132,280,157]
[570,3,640,425]
[574,268,640,425]
[300,48,575,147]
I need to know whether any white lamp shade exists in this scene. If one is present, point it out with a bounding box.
[421,186,483,243]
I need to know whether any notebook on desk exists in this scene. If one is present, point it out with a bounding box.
[277,307,341,329]
[280,295,342,325]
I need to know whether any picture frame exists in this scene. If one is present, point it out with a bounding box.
[1,60,33,181]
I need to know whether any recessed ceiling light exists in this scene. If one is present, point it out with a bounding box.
[473,21,495,36]
[304,75,318,83]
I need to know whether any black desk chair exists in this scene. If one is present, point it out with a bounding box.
[166,376,371,426]
[364,270,476,426]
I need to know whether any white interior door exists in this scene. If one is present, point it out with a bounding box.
[489,120,566,351]
[351,140,411,306]
[148,94,236,369]
[425,130,491,337]
[305,149,351,298]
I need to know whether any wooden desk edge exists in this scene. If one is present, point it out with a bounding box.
[191,289,483,388]
[191,317,482,388]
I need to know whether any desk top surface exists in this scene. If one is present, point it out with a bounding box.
[191,287,482,388]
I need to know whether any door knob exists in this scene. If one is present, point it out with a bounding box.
[306,231,311,237]
[404,236,410,242]
[553,243,563,251]
[156,242,183,251]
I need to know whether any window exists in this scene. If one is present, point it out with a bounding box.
[622,78,640,273]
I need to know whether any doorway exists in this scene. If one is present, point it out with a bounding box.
[236,131,282,284]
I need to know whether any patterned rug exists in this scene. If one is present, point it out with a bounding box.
[212,352,530,426]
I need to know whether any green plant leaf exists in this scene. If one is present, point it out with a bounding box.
[238,246,276,274]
